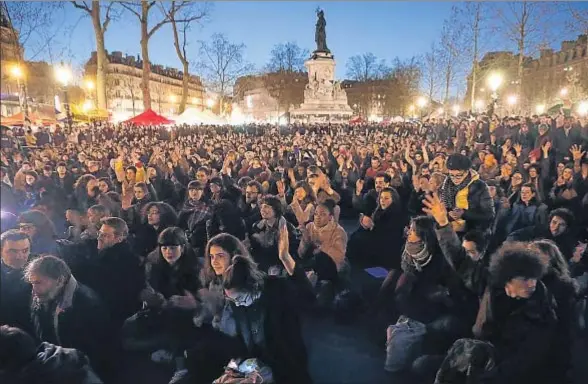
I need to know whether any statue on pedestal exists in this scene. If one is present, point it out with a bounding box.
[314,8,330,54]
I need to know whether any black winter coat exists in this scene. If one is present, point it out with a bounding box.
[30,277,112,373]
[75,241,144,329]
[0,260,33,334]
[475,282,558,384]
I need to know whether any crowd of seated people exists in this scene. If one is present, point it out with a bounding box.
[1,112,587,384]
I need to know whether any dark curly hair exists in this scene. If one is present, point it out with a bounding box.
[142,202,178,228]
[489,241,548,288]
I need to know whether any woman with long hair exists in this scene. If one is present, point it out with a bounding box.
[249,195,298,273]
[178,228,313,384]
[347,187,406,269]
[133,202,178,258]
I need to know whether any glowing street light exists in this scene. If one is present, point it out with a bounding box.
[487,73,503,92]
[535,104,545,114]
[82,99,93,113]
[475,100,485,111]
[84,79,95,90]
[507,95,518,106]
[452,105,460,116]
[416,96,428,108]
[54,65,72,86]
[560,88,568,97]
[206,98,215,108]
[54,64,72,128]
[169,94,177,103]
[10,65,23,79]
[578,101,588,116]
[437,107,444,115]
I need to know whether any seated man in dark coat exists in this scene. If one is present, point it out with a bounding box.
[0,325,102,384]
[24,255,111,377]
[71,217,144,330]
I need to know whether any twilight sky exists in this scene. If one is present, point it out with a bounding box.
[18,1,587,96]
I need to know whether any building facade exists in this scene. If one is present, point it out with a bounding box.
[84,51,206,116]
[465,35,588,114]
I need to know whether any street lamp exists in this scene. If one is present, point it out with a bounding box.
[408,104,415,118]
[452,105,460,116]
[560,88,568,97]
[54,64,73,129]
[535,104,545,114]
[507,95,518,106]
[169,94,177,103]
[487,73,503,114]
[416,96,428,119]
[206,98,215,109]
[487,73,503,93]
[578,101,588,117]
[9,64,29,120]
[84,79,95,91]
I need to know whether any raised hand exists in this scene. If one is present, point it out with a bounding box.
[570,145,585,161]
[422,192,449,226]
[277,180,286,196]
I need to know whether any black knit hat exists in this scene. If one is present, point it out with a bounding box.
[446,154,472,171]
[489,242,548,288]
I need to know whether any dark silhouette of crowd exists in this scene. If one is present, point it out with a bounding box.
[1,111,587,384]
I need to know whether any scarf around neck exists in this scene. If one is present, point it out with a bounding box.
[441,171,472,211]
[401,241,432,273]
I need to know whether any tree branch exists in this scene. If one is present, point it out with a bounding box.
[71,1,91,13]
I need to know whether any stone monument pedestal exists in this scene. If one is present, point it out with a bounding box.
[290,51,353,124]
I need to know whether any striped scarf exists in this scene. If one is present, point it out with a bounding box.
[440,172,472,211]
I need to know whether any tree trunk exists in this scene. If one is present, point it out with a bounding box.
[140,2,152,110]
[180,61,189,113]
[470,5,480,110]
[444,67,451,104]
[90,5,107,110]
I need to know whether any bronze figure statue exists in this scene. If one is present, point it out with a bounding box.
[315,9,330,54]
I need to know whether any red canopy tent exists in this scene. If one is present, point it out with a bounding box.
[349,116,366,124]
[123,109,174,125]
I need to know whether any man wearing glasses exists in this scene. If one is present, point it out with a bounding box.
[76,217,144,330]
[438,154,495,234]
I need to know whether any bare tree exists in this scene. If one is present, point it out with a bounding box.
[384,57,422,115]
[438,6,464,104]
[459,2,484,110]
[493,1,556,97]
[260,42,308,115]
[161,1,210,114]
[71,1,119,110]
[346,53,389,82]
[564,3,588,53]
[422,42,442,101]
[266,42,309,72]
[119,0,175,110]
[196,33,254,115]
[2,1,65,61]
